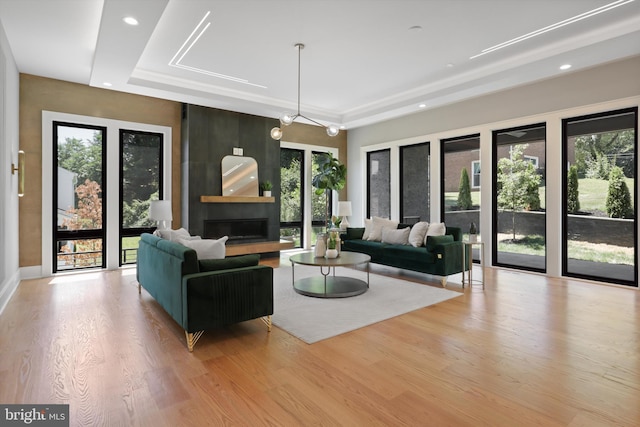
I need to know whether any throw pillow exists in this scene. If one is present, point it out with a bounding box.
[181,236,228,259]
[346,227,365,240]
[425,234,454,252]
[408,221,429,247]
[381,227,410,245]
[367,216,399,242]
[156,227,191,242]
[362,218,373,240]
[199,254,259,272]
[424,222,446,246]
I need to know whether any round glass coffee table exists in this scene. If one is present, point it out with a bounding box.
[289,251,371,298]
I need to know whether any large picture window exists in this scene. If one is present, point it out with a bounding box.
[54,122,106,272]
[400,142,430,224]
[562,108,637,286]
[367,149,391,218]
[492,123,546,272]
[119,130,163,265]
[441,134,480,249]
[280,148,304,247]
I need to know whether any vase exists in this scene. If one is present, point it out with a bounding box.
[263,190,272,197]
[325,249,339,259]
[314,234,326,257]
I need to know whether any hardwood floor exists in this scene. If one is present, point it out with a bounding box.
[1,257,638,426]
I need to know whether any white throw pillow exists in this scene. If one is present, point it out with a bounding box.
[367,216,399,242]
[408,221,429,247]
[180,236,228,259]
[424,222,446,245]
[362,218,373,240]
[382,227,410,245]
[155,227,191,242]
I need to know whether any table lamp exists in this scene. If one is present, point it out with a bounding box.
[149,200,172,229]
[337,201,352,231]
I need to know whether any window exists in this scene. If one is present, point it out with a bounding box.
[54,122,106,272]
[493,123,546,273]
[400,142,430,224]
[119,129,163,265]
[441,135,481,253]
[280,148,304,247]
[562,108,637,286]
[367,149,391,218]
[471,160,481,188]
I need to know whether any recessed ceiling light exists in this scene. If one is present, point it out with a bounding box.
[446,63,455,68]
[123,16,138,26]
[560,64,572,70]
[103,82,112,87]
[418,104,427,108]
[408,25,423,32]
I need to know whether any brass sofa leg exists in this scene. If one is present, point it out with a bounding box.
[262,315,272,332]
[440,277,447,287]
[185,330,204,352]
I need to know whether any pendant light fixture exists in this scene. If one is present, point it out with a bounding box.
[270,43,340,140]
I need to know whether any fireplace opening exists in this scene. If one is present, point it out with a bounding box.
[203,218,268,244]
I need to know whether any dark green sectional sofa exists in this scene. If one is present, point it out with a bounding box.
[136,233,274,351]
[341,225,467,286]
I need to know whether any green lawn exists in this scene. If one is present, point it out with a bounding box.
[445,177,634,214]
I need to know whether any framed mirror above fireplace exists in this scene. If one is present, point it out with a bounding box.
[221,155,258,196]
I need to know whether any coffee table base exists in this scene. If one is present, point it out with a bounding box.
[293,276,368,298]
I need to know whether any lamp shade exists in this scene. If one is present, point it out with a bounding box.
[337,201,352,217]
[149,200,172,221]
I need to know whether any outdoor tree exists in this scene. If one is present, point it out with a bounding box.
[574,130,635,177]
[497,144,541,241]
[606,166,632,218]
[59,179,103,267]
[457,168,473,210]
[567,165,580,214]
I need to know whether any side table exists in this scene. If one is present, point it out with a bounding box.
[462,241,484,289]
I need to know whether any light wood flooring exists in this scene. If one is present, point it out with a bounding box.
[0,256,639,426]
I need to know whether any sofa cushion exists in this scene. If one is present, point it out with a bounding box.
[408,221,429,247]
[199,254,260,272]
[181,236,228,259]
[368,216,399,241]
[382,227,410,245]
[384,244,436,265]
[426,234,454,252]
[342,239,385,262]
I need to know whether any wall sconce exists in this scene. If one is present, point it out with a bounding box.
[11,150,25,197]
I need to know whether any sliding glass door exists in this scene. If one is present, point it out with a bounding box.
[562,108,637,286]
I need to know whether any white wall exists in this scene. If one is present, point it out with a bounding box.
[0,19,20,314]
[347,55,640,279]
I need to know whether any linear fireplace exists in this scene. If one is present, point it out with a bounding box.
[203,218,268,244]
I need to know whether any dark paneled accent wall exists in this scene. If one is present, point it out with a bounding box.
[181,104,281,240]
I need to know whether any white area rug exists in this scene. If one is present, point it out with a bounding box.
[272,264,461,344]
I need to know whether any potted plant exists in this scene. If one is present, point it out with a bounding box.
[261,180,273,197]
[325,232,339,258]
[312,152,347,232]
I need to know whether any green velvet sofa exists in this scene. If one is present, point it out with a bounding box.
[341,225,467,286]
[136,233,274,351]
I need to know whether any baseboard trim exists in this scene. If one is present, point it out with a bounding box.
[0,270,20,315]
[20,265,43,280]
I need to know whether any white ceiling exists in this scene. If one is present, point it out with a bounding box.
[1,0,639,130]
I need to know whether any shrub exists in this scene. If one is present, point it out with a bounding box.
[457,168,473,210]
[606,166,632,218]
[567,165,580,213]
